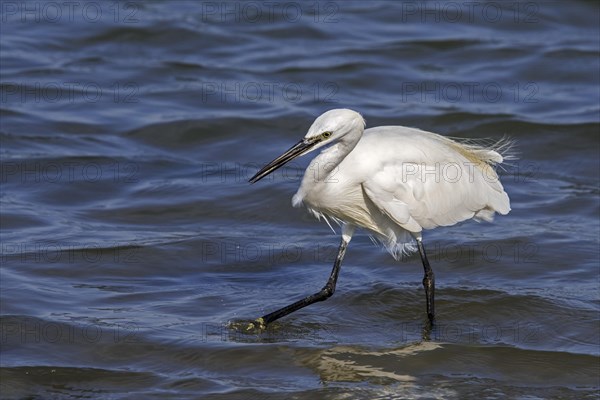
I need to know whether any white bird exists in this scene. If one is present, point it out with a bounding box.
[248,109,510,328]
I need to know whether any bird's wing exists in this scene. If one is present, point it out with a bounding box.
[362,160,502,232]
[362,167,423,233]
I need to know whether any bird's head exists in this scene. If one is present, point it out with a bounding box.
[249,109,365,183]
[304,108,366,150]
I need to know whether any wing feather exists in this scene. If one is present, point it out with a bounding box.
[355,127,511,231]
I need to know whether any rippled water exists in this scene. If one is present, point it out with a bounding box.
[1,1,599,399]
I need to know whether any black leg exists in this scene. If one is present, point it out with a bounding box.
[417,239,435,324]
[248,236,349,330]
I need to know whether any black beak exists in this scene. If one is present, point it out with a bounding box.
[249,138,318,183]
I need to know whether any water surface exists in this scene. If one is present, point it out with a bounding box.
[1,1,599,398]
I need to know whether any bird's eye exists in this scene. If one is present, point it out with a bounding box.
[322,131,332,139]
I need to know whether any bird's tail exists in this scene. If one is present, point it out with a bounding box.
[452,135,517,166]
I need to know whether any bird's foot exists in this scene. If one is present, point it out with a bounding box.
[227,317,267,334]
[246,317,267,332]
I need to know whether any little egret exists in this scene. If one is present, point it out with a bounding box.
[248,109,510,328]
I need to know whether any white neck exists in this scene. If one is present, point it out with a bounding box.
[308,127,363,182]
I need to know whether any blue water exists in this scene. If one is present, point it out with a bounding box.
[1,1,599,398]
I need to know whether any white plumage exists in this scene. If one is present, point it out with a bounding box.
[248,108,511,326]
[290,109,510,258]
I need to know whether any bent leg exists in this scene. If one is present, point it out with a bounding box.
[251,226,354,329]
